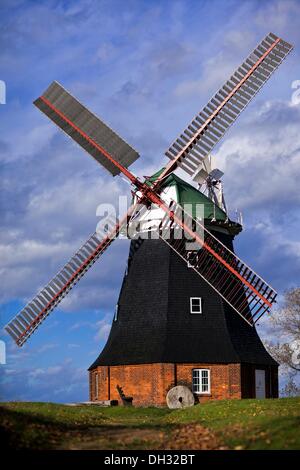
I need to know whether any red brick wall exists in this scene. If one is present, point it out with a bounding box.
[176,363,241,403]
[110,363,174,406]
[90,366,110,401]
[90,362,243,406]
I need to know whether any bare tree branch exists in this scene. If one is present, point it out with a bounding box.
[264,287,300,396]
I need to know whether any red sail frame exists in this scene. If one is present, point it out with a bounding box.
[7,31,291,347]
[34,95,276,319]
[5,205,139,346]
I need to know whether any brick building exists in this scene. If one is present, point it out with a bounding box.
[89,173,278,406]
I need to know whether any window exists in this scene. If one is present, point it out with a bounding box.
[192,369,211,394]
[190,297,202,314]
[95,373,99,400]
[187,251,198,268]
[114,303,119,321]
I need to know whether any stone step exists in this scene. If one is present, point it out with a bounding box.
[65,400,118,407]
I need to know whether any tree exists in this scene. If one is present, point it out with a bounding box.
[265,287,300,396]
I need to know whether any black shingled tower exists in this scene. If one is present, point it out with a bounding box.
[90,174,277,396]
[90,239,277,368]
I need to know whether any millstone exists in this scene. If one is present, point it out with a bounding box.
[166,385,195,409]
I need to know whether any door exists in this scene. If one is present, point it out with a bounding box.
[255,369,266,399]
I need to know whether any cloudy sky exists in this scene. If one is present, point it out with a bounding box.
[0,0,299,402]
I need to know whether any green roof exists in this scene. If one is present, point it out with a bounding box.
[145,167,228,222]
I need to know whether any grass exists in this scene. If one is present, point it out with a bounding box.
[165,398,300,450]
[1,398,299,450]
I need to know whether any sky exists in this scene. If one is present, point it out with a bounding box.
[0,0,300,402]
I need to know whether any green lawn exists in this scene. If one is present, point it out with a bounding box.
[1,398,299,450]
[167,398,300,450]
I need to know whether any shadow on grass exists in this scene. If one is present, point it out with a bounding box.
[0,406,174,450]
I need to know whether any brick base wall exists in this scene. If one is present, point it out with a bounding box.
[89,362,278,406]
[89,362,253,406]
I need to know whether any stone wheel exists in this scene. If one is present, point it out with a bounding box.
[166,385,195,409]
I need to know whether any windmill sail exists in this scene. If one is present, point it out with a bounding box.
[165,32,293,179]
[5,206,138,346]
[34,81,140,176]
[158,200,276,325]
[6,31,291,348]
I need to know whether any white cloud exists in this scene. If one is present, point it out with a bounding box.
[255,0,300,33]
[96,42,117,62]
[94,316,112,342]
[1,0,299,403]
[1,360,87,401]
[37,343,58,354]
[216,100,300,212]
[174,29,255,99]
[0,239,72,267]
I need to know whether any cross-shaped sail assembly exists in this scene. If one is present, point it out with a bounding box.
[5,32,293,346]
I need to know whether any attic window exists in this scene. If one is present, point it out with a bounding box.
[187,251,198,268]
[190,297,202,314]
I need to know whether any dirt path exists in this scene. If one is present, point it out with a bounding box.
[62,424,227,450]
[162,424,228,450]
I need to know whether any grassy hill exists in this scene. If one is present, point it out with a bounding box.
[1,397,299,450]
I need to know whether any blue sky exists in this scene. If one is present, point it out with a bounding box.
[0,0,300,402]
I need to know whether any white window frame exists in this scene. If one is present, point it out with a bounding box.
[95,373,99,400]
[192,368,211,394]
[187,251,198,268]
[190,297,202,314]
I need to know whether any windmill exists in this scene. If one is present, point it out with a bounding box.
[5,33,293,404]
